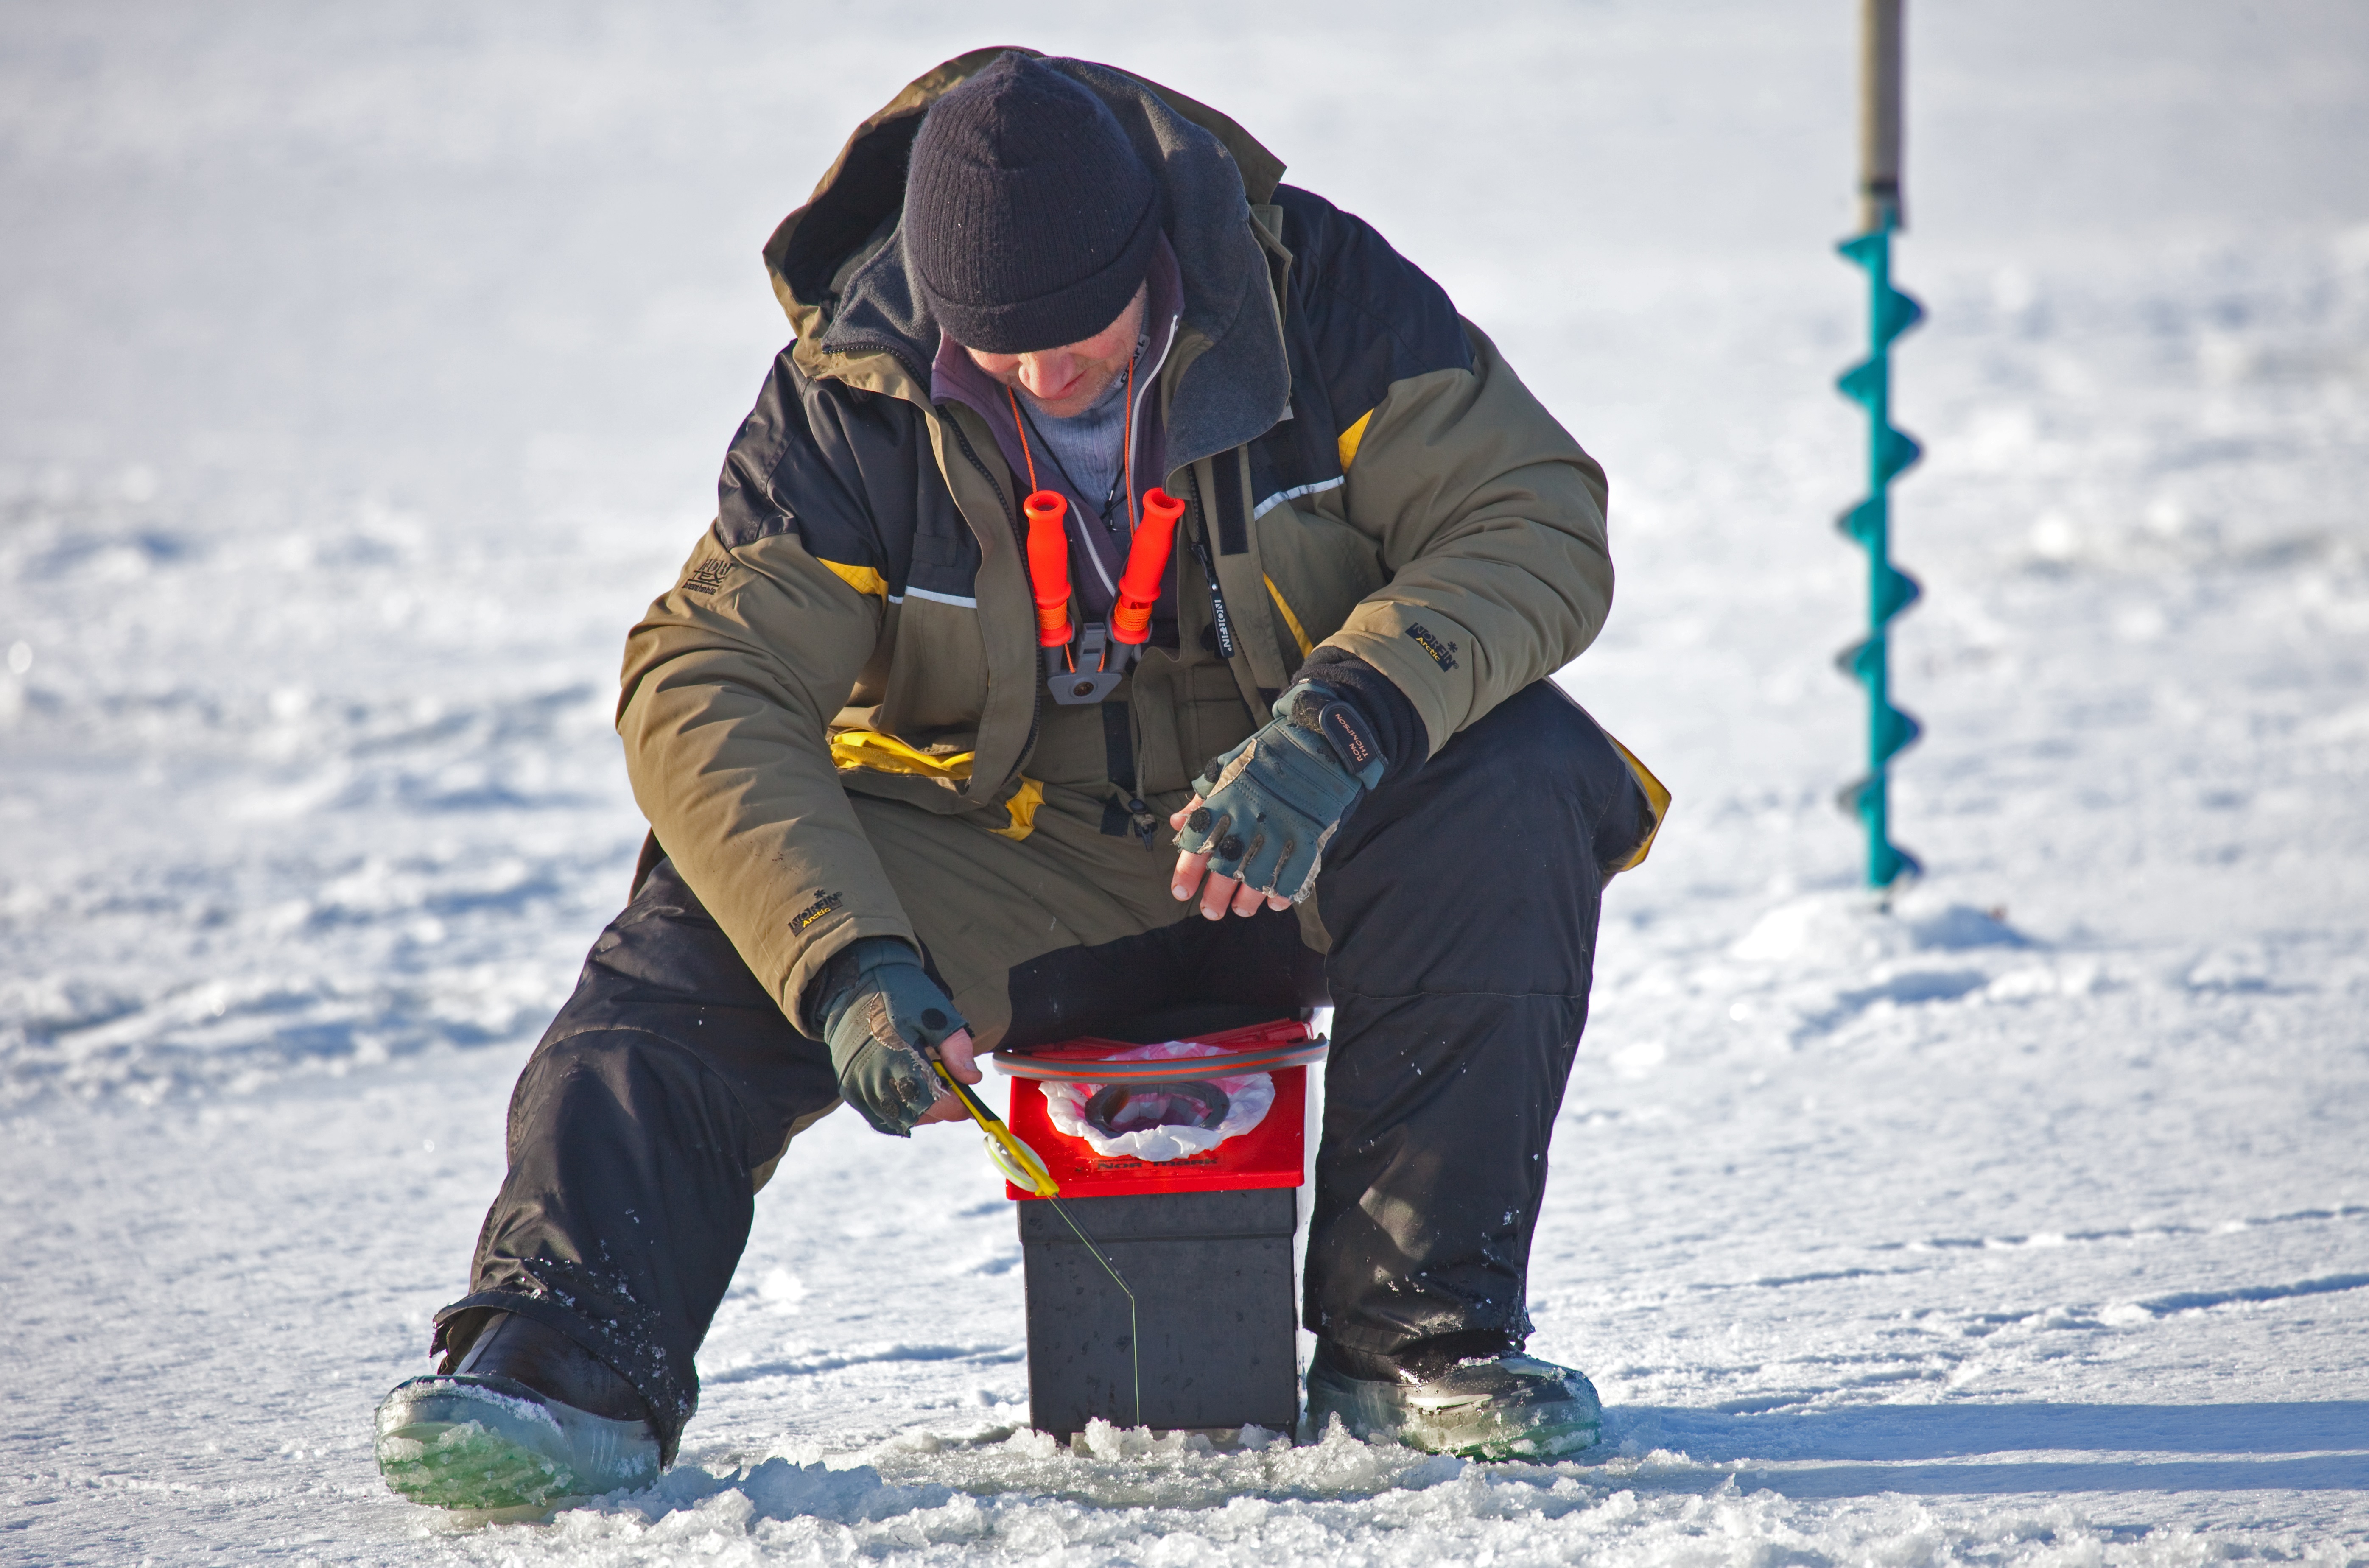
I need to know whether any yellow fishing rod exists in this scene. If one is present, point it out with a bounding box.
[927,1055,1060,1197]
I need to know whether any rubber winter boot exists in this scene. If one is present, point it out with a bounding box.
[374,1311,661,1509]
[1305,1336,1603,1460]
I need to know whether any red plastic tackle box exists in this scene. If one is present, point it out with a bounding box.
[996,1017,1319,1200]
[990,1016,1325,1437]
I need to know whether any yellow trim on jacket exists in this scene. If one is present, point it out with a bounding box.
[1264,576,1315,659]
[820,559,889,600]
[1605,735,1670,874]
[1337,409,1375,470]
[827,730,1039,840]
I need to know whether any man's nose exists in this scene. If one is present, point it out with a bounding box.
[1020,353,1073,395]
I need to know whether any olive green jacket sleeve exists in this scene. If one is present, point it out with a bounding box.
[616,528,914,1028]
[1318,324,1612,756]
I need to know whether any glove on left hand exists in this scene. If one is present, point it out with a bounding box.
[817,938,968,1138]
[1176,680,1388,903]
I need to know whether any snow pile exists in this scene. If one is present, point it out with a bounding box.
[1717,890,2092,1034]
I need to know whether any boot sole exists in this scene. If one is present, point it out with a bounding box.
[374,1375,659,1510]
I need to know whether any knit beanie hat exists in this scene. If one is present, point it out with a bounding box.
[903,54,1161,354]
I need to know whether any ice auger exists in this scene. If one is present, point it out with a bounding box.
[1834,0,1921,889]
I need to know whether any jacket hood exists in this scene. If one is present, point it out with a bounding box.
[761,47,1292,475]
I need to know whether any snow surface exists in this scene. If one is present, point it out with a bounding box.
[4,1,2368,1562]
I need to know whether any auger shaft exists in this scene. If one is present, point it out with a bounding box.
[1858,0,1905,234]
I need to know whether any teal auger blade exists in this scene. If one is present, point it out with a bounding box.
[1835,498,1883,548]
[1836,356,1886,407]
[1833,634,1880,682]
[1836,231,1886,269]
[1870,836,1923,886]
[1834,777,1924,884]
[1834,218,1921,889]
[1873,702,1922,763]
[1875,424,1923,485]
[1877,285,1924,346]
[1874,563,1921,623]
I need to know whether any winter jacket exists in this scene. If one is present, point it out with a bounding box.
[616,48,1653,1028]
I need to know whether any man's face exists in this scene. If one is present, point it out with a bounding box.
[965,283,1148,420]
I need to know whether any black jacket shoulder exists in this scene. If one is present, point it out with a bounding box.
[1251,186,1474,515]
[714,349,980,601]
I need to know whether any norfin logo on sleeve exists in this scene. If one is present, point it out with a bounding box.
[684,557,736,595]
[790,892,845,933]
[1404,623,1459,672]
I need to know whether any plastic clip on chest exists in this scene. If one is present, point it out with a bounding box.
[1008,384,1184,707]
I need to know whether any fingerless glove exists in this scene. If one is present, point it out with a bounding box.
[812,938,968,1137]
[1175,680,1388,902]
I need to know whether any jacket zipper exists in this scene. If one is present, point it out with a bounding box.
[825,333,931,389]
[946,416,1043,794]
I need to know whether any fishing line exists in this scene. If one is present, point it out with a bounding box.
[929,1054,1143,1428]
[1045,1196,1141,1430]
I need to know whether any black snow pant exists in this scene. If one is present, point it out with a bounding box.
[433,682,1650,1460]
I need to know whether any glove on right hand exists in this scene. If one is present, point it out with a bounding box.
[1177,681,1387,903]
[817,938,967,1138]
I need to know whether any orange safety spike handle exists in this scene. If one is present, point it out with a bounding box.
[1023,489,1074,648]
[1110,487,1185,645]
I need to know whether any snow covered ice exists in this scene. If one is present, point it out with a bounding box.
[4,1,2367,1562]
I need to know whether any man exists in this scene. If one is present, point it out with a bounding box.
[373,48,1661,1509]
